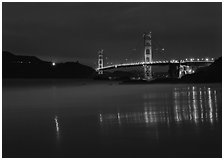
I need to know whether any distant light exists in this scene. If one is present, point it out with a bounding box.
[197,59,199,61]
[52,62,56,66]
[205,58,209,61]
[162,48,165,51]
[211,58,214,61]
[186,58,188,61]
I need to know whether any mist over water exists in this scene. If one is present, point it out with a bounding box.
[3,80,222,157]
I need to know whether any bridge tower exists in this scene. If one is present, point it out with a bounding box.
[143,32,153,80]
[98,49,104,74]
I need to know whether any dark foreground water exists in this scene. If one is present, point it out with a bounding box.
[3,79,222,158]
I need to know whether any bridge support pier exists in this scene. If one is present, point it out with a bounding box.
[168,63,180,78]
[98,49,104,75]
[179,65,194,78]
[169,64,196,79]
[179,65,190,78]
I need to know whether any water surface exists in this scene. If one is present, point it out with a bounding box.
[3,79,222,157]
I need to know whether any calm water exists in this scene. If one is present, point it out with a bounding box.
[3,80,222,157]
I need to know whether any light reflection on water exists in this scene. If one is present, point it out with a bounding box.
[99,86,219,127]
[54,115,60,144]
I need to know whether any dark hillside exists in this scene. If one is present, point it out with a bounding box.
[3,51,96,78]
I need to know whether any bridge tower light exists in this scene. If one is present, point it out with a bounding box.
[98,49,104,75]
[143,31,153,80]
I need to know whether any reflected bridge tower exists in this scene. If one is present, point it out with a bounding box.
[143,32,153,80]
[98,49,104,74]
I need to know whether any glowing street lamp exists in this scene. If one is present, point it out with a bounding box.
[52,62,56,66]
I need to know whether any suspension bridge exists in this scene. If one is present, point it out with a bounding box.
[96,32,214,80]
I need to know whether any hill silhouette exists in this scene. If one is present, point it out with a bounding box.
[3,51,96,78]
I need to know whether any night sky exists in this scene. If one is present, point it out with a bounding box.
[3,2,222,67]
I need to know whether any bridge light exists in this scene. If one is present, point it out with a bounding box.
[205,58,209,61]
[186,58,188,61]
[197,58,199,61]
[190,58,193,61]
[211,58,214,61]
[201,58,204,61]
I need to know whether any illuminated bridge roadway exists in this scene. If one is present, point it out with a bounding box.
[96,58,214,71]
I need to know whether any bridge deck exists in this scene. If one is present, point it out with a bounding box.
[97,61,214,71]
